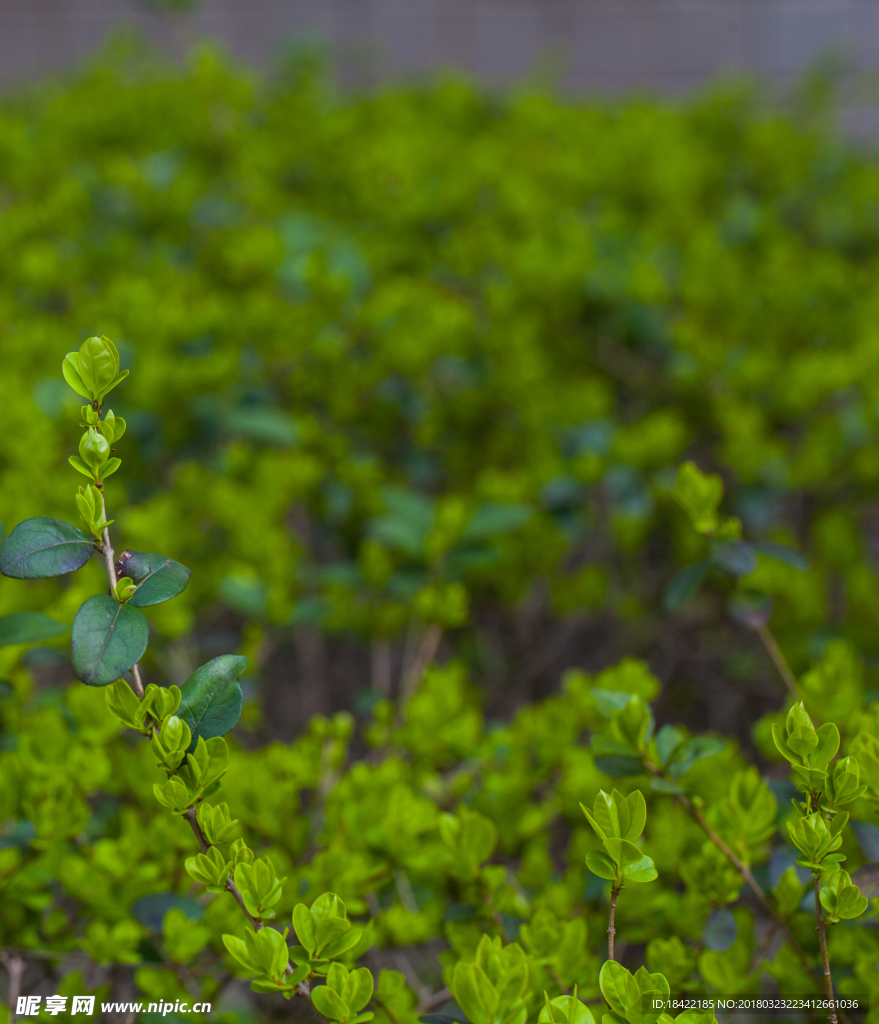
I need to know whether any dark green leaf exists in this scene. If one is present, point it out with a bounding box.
[71,595,149,686]
[0,517,93,579]
[178,654,247,745]
[702,908,737,952]
[654,724,685,766]
[132,892,204,931]
[711,541,757,576]
[225,407,298,447]
[0,612,69,647]
[850,863,879,900]
[0,820,35,850]
[219,574,267,616]
[663,561,708,611]
[368,487,435,557]
[594,755,645,777]
[461,502,533,543]
[441,903,476,922]
[754,541,808,571]
[649,777,684,795]
[114,550,191,607]
[667,736,725,780]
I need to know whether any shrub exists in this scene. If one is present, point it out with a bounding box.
[0,50,878,1024]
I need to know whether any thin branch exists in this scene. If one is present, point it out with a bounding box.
[756,623,799,700]
[675,792,818,983]
[393,951,431,1006]
[182,805,262,932]
[399,622,442,711]
[372,993,403,1024]
[371,638,392,698]
[1,951,25,1022]
[748,919,778,975]
[130,664,145,700]
[813,876,837,1024]
[418,988,452,1013]
[183,808,208,853]
[98,489,144,698]
[607,885,620,961]
[225,876,263,932]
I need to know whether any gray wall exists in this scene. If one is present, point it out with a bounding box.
[1,0,879,96]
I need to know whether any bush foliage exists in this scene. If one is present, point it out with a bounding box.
[0,48,878,1024]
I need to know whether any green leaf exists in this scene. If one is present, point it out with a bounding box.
[0,517,94,579]
[605,839,658,883]
[539,995,595,1024]
[585,850,618,880]
[102,369,129,400]
[811,722,840,768]
[663,562,708,611]
[312,984,352,1022]
[0,612,69,647]
[68,456,96,480]
[624,790,647,841]
[452,962,495,1024]
[178,654,247,745]
[654,725,685,766]
[71,594,149,686]
[599,960,633,1017]
[345,967,375,1013]
[369,487,435,557]
[62,353,91,399]
[666,736,725,780]
[591,790,621,839]
[114,550,191,606]
[292,903,317,957]
[78,336,120,397]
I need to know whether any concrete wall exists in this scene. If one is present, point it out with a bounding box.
[0,0,878,95]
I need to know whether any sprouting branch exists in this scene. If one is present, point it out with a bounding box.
[813,876,838,1024]
[182,806,263,932]
[755,622,799,701]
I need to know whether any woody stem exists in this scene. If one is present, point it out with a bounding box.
[814,875,837,1024]
[675,792,818,983]
[756,623,799,700]
[608,885,620,961]
[98,488,144,699]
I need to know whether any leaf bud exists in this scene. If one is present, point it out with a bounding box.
[197,802,240,845]
[79,428,110,474]
[162,714,191,754]
[114,577,137,603]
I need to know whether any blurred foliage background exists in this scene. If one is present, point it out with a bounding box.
[2,43,878,750]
